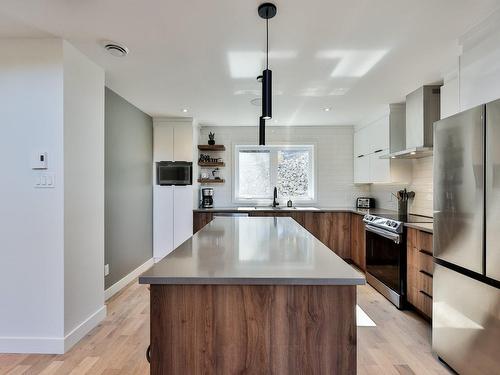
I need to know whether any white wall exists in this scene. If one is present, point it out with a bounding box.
[63,42,105,343]
[0,39,105,354]
[0,39,66,352]
[198,125,368,207]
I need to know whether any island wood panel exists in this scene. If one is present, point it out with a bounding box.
[302,212,351,259]
[193,212,214,233]
[150,284,356,375]
[350,213,366,271]
[407,227,434,319]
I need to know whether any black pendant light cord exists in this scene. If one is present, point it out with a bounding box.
[266,17,269,69]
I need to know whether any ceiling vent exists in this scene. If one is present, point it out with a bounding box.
[103,42,129,57]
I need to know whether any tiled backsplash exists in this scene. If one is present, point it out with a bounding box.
[369,156,433,217]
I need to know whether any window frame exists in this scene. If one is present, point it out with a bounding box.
[233,144,316,205]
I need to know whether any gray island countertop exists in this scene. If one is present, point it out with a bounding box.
[139,217,365,286]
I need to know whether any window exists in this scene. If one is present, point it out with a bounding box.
[234,145,315,203]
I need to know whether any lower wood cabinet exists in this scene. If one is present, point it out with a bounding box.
[407,228,434,318]
[193,212,213,233]
[350,213,366,271]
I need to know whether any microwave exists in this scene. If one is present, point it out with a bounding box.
[157,161,192,186]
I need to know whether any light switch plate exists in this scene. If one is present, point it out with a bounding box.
[34,173,55,188]
[104,264,110,276]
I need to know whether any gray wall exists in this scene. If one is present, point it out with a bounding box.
[105,88,153,289]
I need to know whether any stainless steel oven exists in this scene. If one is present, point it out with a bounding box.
[363,213,433,309]
[364,220,406,308]
[156,161,192,186]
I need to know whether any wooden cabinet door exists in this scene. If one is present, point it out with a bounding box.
[407,228,434,319]
[406,228,420,309]
[193,212,213,233]
[350,214,366,270]
[303,212,350,259]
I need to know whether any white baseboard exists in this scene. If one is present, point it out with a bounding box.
[0,305,106,354]
[104,258,154,300]
[64,305,107,352]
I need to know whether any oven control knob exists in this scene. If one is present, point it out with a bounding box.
[392,222,398,227]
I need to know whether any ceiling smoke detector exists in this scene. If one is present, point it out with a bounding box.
[103,42,129,57]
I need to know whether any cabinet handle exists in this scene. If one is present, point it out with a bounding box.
[357,154,364,158]
[374,149,383,153]
[419,270,433,278]
[419,290,432,299]
[419,249,433,257]
[146,345,151,363]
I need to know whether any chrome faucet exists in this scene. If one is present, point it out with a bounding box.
[272,186,279,207]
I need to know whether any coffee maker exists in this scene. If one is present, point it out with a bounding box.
[201,188,214,208]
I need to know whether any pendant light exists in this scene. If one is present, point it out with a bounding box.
[258,2,276,122]
[259,116,266,145]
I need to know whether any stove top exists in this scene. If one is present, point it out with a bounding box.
[362,213,433,233]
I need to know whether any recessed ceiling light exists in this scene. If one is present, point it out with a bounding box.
[410,151,416,155]
[103,41,129,57]
[323,107,332,112]
[391,156,396,159]
[250,98,262,106]
[182,108,188,113]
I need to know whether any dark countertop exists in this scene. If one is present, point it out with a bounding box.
[193,206,398,216]
[404,222,433,234]
[139,217,366,286]
[194,207,434,233]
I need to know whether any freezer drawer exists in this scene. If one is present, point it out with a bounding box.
[486,99,500,282]
[432,264,500,374]
[433,105,484,274]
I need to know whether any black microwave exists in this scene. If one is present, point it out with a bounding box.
[157,161,192,186]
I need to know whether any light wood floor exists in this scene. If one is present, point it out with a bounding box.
[0,281,452,375]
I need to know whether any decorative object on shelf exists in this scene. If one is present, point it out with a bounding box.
[200,172,209,179]
[208,132,216,145]
[287,200,293,207]
[212,168,221,180]
[198,154,223,164]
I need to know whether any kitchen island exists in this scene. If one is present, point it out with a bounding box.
[139,217,365,374]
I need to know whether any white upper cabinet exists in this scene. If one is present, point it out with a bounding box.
[153,124,174,162]
[353,104,410,184]
[153,118,194,162]
[368,116,390,153]
[173,125,194,162]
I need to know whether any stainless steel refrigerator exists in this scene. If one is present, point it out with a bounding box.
[433,99,500,374]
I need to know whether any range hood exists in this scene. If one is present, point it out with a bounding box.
[386,85,441,159]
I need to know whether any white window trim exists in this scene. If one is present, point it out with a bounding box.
[232,144,317,205]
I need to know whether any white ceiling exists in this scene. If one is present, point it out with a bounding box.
[1,0,499,126]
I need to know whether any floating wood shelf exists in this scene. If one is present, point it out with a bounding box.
[198,162,225,167]
[197,179,225,184]
[198,145,226,151]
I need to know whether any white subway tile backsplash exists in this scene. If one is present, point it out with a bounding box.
[369,156,433,216]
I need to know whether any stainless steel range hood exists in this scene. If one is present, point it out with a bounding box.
[386,85,441,159]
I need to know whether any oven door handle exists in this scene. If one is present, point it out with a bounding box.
[365,224,401,244]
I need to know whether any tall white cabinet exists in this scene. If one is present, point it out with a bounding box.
[354,104,410,184]
[153,118,196,261]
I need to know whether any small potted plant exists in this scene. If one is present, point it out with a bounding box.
[208,132,215,145]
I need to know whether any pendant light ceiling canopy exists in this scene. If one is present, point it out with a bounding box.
[257,2,276,145]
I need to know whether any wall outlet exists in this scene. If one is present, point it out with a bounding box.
[104,264,110,276]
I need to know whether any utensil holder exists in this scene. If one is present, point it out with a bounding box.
[397,200,408,217]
